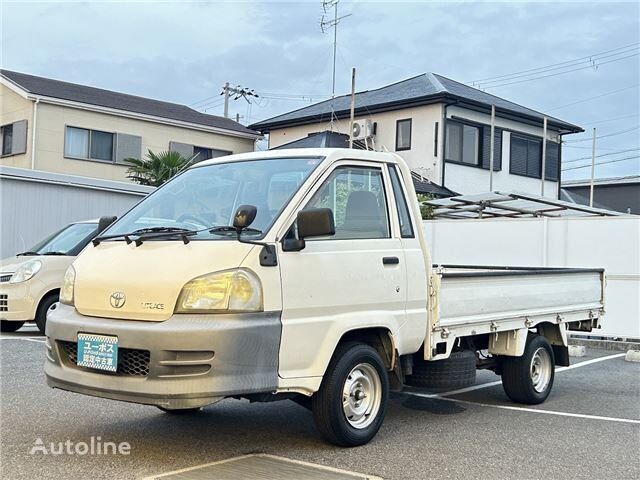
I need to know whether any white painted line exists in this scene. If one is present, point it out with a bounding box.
[405,392,640,425]
[433,352,627,397]
[143,453,383,480]
[0,337,45,343]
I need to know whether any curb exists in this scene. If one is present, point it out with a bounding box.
[568,337,640,352]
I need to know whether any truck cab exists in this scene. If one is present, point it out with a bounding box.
[45,149,604,447]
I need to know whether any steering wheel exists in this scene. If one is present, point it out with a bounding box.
[176,214,210,229]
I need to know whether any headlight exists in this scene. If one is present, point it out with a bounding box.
[10,260,42,283]
[59,266,76,305]
[175,268,263,313]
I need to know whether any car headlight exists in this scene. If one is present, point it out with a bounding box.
[10,260,42,283]
[59,266,76,305]
[175,268,263,313]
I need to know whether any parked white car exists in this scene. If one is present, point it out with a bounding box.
[45,149,605,446]
[0,218,115,334]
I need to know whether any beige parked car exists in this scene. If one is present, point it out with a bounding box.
[0,217,115,334]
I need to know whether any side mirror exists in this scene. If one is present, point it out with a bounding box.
[97,216,117,234]
[283,208,335,252]
[298,208,335,239]
[233,205,257,232]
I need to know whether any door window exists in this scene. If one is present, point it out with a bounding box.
[305,166,390,239]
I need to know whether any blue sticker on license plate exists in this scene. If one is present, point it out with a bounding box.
[77,333,118,372]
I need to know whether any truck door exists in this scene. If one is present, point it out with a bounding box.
[278,161,408,379]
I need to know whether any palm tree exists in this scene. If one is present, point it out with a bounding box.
[124,150,197,186]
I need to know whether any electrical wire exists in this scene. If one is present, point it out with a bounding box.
[561,155,640,171]
[564,148,640,164]
[547,85,640,111]
[564,125,640,143]
[467,42,640,84]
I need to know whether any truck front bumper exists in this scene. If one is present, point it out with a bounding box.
[45,304,281,409]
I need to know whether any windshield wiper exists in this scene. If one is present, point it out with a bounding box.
[42,251,67,256]
[93,227,196,247]
[131,227,194,235]
[209,226,263,235]
[17,251,40,256]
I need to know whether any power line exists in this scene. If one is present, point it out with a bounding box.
[467,42,640,84]
[565,144,639,150]
[581,113,640,125]
[547,84,640,111]
[563,147,640,164]
[562,155,640,171]
[483,52,639,89]
[564,125,640,143]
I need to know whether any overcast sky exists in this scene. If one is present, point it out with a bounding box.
[2,0,638,180]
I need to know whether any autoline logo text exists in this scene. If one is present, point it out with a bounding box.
[30,437,131,455]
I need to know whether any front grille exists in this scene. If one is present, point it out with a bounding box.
[0,274,12,283]
[0,294,7,312]
[59,341,150,376]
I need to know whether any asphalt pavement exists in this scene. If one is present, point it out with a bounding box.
[1,325,639,480]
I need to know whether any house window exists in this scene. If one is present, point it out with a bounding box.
[64,126,114,162]
[1,124,13,156]
[193,146,212,162]
[510,133,542,178]
[446,121,480,165]
[396,119,412,151]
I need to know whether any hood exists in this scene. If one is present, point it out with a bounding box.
[72,240,255,321]
[1,256,26,273]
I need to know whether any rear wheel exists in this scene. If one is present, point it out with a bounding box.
[35,294,59,335]
[501,334,555,404]
[0,321,24,333]
[312,342,388,447]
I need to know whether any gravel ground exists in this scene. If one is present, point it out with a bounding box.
[1,325,639,480]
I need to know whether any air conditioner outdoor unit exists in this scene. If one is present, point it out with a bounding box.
[351,119,374,140]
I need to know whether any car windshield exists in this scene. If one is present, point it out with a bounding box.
[27,223,99,255]
[105,156,323,240]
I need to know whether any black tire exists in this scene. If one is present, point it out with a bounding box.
[157,407,202,414]
[406,350,476,389]
[312,342,389,447]
[0,321,25,333]
[35,293,59,335]
[501,334,555,405]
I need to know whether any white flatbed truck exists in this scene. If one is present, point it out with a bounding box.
[45,148,605,446]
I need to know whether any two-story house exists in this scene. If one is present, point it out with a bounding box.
[1,70,260,182]
[249,73,583,198]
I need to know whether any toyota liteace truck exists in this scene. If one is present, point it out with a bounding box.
[45,149,605,446]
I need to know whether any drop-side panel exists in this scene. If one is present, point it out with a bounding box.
[438,268,603,328]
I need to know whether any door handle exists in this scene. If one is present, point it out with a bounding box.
[382,256,400,265]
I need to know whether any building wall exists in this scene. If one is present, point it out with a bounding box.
[32,102,256,181]
[0,85,34,169]
[267,104,444,179]
[443,106,559,198]
[267,102,563,198]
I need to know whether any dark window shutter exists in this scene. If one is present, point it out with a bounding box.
[544,141,560,181]
[481,126,502,171]
[510,135,528,175]
[526,139,542,177]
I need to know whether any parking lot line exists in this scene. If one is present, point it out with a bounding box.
[432,352,628,397]
[404,392,640,425]
[0,337,45,343]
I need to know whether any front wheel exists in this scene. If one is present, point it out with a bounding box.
[35,294,59,335]
[501,334,555,404]
[312,342,389,447]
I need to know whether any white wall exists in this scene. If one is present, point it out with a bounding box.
[444,106,559,198]
[268,104,443,181]
[423,216,640,338]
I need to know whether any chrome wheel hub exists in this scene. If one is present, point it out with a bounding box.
[530,347,552,393]
[342,363,382,429]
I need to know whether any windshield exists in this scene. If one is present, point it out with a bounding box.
[106,157,323,240]
[27,223,98,255]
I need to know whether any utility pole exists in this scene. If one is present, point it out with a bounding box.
[221,83,258,118]
[349,67,356,148]
[489,104,495,191]
[320,0,351,131]
[590,127,596,207]
[541,116,547,196]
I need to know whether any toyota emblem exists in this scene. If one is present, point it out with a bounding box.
[109,291,126,309]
